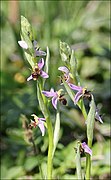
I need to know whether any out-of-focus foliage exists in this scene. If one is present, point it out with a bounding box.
[1,1,110,179]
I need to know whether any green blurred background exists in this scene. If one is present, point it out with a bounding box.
[1,1,110,179]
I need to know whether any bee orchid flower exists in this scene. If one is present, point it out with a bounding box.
[68,83,91,104]
[42,88,67,109]
[18,40,46,56]
[29,114,46,136]
[68,83,85,104]
[58,66,70,83]
[33,40,46,57]
[27,58,49,81]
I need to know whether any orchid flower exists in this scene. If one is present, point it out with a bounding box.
[33,40,46,57]
[27,58,49,81]
[58,66,70,83]
[68,83,85,104]
[81,142,92,156]
[18,40,46,56]
[42,89,66,109]
[30,114,46,136]
[69,83,91,104]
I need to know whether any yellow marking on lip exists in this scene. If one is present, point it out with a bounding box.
[57,89,64,97]
[69,73,73,79]
[82,88,87,94]
[32,63,39,71]
[31,114,39,123]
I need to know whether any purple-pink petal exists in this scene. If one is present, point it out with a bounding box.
[34,50,46,57]
[95,111,103,123]
[18,40,28,49]
[42,90,56,97]
[33,40,38,48]
[27,75,33,81]
[38,118,46,121]
[74,91,83,104]
[52,96,58,109]
[40,70,49,78]
[82,142,92,156]
[58,66,69,74]
[38,121,45,136]
[38,58,44,69]
[69,83,82,91]
[50,88,55,94]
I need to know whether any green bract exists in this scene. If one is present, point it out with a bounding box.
[87,95,96,146]
[60,41,71,63]
[20,16,34,68]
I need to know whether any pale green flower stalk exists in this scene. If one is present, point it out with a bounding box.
[59,41,87,120]
[59,41,97,179]
[18,17,100,179]
[18,16,61,179]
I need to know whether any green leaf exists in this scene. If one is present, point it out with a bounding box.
[75,141,83,179]
[21,15,33,43]
[39,162,47,179]
[24,156,40,171]
[20,16,34,68]
[62,78,75,101]
[87,95,96,146]
[24,51,35,68]
[70,50,80,85]
[6,166,25,179]
[37,82,48,118]
[52,110,60,157]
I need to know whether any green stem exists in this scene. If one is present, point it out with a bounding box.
[86,139,92,180]
[86,95,95,179]
[78,99,87,120]
[37,82,53,179]
[76,142,83,179]
[46,115,53,179]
